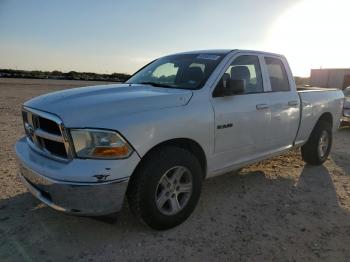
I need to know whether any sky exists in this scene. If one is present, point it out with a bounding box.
[0,0,349,76]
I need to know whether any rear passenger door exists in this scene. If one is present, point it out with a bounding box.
[263,56,300,151]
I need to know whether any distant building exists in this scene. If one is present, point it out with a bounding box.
[310,69,350,89]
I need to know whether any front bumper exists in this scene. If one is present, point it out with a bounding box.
[18,164,128,215]
[15,137,140,216]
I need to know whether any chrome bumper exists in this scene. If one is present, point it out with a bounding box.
[15,137,138,216]
[18,163,128,216]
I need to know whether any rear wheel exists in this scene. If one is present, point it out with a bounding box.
[301,121,332,165]
[127,146,203,230]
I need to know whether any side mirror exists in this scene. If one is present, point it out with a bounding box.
[214,78,245,97]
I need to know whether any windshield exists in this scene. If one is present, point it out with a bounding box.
[126,53,225,90]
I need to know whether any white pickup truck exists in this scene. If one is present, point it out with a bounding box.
[15,50,344,230]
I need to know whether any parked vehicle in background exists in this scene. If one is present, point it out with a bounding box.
[15,50,344,230]
[341,86,350,126]
[344,87,350,96]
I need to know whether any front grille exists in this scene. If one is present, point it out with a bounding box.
[37,116,61,135]
[42,138,67,157]
[22,107,72,160]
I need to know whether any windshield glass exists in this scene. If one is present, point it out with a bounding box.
[126,53,225,90]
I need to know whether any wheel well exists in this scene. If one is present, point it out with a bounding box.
[317,112,333,126]
[135,138,207,178]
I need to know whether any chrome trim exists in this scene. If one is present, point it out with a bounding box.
[23,106,64,125]
[35,128,64,143]
[20,160,129,185]
[26,108,40,146]
[18,163,129,215]
[26,137,70,163]
[19,173,67,212]
[22,106,73,160]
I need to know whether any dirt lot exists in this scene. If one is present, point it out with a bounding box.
[0,78,350,261]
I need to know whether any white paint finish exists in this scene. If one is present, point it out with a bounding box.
[260,55,301,150]
[210,93,271,173]
[108,90,215,162]
[15,137,141,183]
[295,89,344,144]
[17,49,345,182]
[24,84,193,127]
[266,91,300,149]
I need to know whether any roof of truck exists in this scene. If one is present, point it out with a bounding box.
[173,49,285,57]
[174,49,233,55]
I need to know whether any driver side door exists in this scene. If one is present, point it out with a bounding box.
[210,54,272,171]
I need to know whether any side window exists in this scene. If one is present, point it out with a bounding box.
[222,55,263,94]
[265,57,290,92]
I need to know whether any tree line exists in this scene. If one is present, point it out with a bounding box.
[0,69,131,82]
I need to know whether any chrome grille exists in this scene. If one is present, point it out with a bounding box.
[22,107,72,161]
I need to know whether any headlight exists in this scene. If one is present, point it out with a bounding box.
[70,129,133,159]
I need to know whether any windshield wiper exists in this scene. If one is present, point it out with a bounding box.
[139,82,174,88]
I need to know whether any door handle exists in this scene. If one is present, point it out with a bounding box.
[256,104,270,110]
[288,100,299,106]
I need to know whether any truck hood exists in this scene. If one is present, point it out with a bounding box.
[24,83,193,126]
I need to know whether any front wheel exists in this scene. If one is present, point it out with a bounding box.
[301,121,332,165]
[127,146,203,230]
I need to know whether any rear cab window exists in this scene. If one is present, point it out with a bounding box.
[265,57,291,92]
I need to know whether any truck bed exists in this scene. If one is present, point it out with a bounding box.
[295,88,344,145]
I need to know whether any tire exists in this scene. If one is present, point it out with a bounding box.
[301,121,332,165]
[127,146,203,230]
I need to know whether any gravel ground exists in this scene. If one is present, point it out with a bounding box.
[0,78,349,262]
